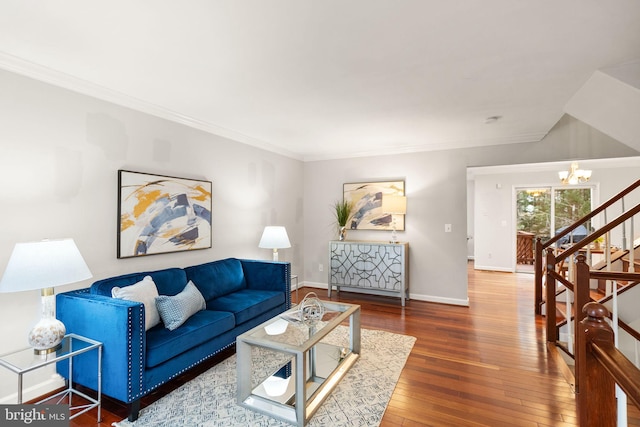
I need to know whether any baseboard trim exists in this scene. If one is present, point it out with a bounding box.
[409,293,470,307]
[0,375,65,404]
[473,265,514,273]
[301,281,328,290]
[301,282,469,307]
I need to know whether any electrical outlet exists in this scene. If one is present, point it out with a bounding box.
[319,263,324,272]
[445,223,452,232]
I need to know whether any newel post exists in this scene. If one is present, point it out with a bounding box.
[534,237,543,315]
[545,248,557,343]
[576,302,616,427]
[574,255,591,356]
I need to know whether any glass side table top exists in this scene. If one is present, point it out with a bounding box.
[0,333,102,373]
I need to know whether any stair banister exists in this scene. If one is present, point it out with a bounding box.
[574,255,591,384]
[535,178,640,314]
[630,217,635,272]
[555,203,640,263]
[622,197,627,251]
[577,302,640,426]
[534,177,640,424]
[535,237,543,314]
[536,203,640,314]
[577,302,616,427]
[545,248,558,342]
[544,178,640,250]
[575,255,640,426]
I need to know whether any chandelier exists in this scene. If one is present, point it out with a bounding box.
[558,162,592,185]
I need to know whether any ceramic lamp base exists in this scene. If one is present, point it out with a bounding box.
[29,289,66,354]
[28,317,65,354]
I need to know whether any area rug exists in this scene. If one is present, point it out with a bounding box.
[113,326,416,427]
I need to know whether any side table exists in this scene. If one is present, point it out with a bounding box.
[329,241,409,306]
[0,333,102,421]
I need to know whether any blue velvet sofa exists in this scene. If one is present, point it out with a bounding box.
[56,258,290,421]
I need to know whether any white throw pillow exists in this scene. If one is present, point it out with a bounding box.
[112,275,161,331]
[155,280,206,331]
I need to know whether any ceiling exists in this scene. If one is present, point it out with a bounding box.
[1,1,639,161]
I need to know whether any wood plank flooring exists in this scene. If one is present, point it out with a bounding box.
[62,262,639,426]
[378,265,576,427]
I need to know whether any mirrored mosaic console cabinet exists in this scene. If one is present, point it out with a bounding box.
[328,241,409,306]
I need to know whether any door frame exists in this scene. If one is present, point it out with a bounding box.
[512,183,599,272]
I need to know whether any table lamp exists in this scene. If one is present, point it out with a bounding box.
[382,195,407,244]
[258,226,291,261]
[0,238,92,354]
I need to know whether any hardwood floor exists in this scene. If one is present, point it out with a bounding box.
[378,265,576,427]
[62,262,639,426]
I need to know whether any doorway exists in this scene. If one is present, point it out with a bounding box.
[515,186,593,273]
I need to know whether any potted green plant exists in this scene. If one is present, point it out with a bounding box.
[333,200,354,241]
[593,236,604,250]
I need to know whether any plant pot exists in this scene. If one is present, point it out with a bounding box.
[339,226,347,241]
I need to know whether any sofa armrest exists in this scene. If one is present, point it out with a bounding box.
[241,259,291,307]
[56,289,145,404]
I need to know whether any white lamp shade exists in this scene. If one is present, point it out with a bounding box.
[382,195,407,215]
[258,226,291,249]
[0,238,93,293]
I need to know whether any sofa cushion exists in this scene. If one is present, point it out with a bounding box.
[185,258,247,301]
[145,310,235,368]
[205,289,284,325]
[111,275,161,331]
[91,268,187,297]
[156,281,206,331]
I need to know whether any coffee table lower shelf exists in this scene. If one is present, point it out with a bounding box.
[236,302,361,426]
[240,352,359,425]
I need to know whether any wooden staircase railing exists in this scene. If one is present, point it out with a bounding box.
[549,271,640,344]
[542,207,640,344]
[576,257,640,426]
[534,177,640,315]
[533,178,640,424]
[577,302,640,426]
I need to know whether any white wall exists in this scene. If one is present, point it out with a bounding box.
[0,69,304,402]
[303,115,639,308]
[472,161,640,272]
[304,150,470,306]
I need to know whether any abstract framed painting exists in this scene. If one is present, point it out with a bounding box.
[343,180,405,231]
[117,170,212,258]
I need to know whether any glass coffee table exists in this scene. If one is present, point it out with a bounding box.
[236,300,360,426]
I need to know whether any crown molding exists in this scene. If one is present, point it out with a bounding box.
[303,132,548,162]
[0,51,303,161]
[0,51,556,163]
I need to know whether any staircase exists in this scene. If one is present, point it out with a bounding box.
[551,239,640,359]
[534,178,640,425]
[591,238,640,295]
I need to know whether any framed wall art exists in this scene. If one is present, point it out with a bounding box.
[343,180,405,231]
[117,170,212,258]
